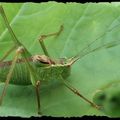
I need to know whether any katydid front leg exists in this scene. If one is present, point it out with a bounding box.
[62,79,100,109]
[38,25,64,57]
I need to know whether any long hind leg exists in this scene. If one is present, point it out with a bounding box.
[0,5,41,114]
[0,46,42,114]
[0,47,21,105]
[38,25,64,57]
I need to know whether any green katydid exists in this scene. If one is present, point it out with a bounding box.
[0,4,120,115]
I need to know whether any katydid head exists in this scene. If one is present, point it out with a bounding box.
[32,55,55,67]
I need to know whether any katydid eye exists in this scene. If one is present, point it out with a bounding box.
[35,60,50,67]
[32,55,53,67]
[39,60,49,64]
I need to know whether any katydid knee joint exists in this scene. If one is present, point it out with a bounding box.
[39,35,46,42]
[36,81,40,86]
[16,46,25,54]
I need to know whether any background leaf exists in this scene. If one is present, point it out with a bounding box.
[0,2,120,117]
[0,3,22,36]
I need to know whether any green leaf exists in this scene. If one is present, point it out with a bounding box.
[0,3,22,36]
[0,2,120,117]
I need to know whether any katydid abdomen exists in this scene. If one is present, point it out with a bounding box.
[0,57,71,85]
